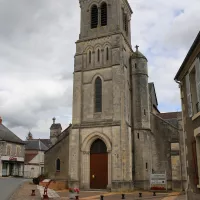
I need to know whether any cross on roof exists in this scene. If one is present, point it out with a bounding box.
[135,45,139,52]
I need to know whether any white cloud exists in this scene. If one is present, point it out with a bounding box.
[0,0,199,139]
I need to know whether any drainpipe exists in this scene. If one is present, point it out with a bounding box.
[175,79,184,191]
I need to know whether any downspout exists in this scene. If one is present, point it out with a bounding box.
[175,79,184,191]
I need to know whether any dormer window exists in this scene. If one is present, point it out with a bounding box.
[101,3,107,26]
[91,5,98,29]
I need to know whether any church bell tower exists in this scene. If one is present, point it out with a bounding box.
[68,0,134,191]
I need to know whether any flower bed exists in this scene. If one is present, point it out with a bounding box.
[69,188,80,199]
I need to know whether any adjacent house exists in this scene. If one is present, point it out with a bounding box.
[175,31,200,199]
[24,138,50,178]
[0,117,25,177]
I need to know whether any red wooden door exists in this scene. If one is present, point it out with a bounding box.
[90,153,108,189]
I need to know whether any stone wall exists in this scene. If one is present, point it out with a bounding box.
[150,113,186,190]
[44,135,69,186]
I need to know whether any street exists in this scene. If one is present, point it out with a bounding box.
[0,177,26,200]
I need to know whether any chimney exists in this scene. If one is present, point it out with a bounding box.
[0,117,2,124]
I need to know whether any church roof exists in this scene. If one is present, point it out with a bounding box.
[148,82,158,107]
[0,123,24,144]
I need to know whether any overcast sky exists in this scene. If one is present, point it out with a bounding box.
[0,0,199,140]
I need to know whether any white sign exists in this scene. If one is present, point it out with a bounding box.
[150,173,167,190]
[1,156,24,162]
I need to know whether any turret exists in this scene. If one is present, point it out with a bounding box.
[50,117,62,145]
[131,45,150,129]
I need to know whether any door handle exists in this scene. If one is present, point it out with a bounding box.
[92,174,95,179]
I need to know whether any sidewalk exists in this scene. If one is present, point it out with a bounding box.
[9,181,186,200]
[10,181,41,200]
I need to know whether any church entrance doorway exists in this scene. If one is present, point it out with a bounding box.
[90,139,108,189]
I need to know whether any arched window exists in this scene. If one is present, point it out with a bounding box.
[91,5,98,29]
[89,51,92,64]
[101,3,107,26]
[56,159,60,171]
[97,49,100,62]
[90,139,107,154]
[95,77,102,112]
[106,47,109,61]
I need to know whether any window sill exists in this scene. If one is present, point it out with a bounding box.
[192,112,200,121]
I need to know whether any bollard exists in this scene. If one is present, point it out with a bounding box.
[100,195,104,200]
[43,187,49,199]
[153,191,156,196]
[31,189,35,196]
[122,194,125,199]
[139,193,142,198]
[75,196,79,200]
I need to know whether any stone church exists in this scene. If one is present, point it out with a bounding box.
[44,0,186,191]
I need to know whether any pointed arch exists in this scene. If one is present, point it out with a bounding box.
[91,5,98,29]
[95,77,102,112]
[101,2,107,26]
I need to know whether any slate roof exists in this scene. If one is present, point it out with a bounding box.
[25,139,48,151]
[175,31,200,81]
[40,139,52,148]
[0,123,24,144]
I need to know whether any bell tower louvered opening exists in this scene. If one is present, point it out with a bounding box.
[101,3,107,26]
[91,5,98,29]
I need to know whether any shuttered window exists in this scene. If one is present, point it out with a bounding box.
[186,74,193,117]
[95,77,102,112]
[195,60,200,112]
[101,3,107,26]
[91,5,98,29]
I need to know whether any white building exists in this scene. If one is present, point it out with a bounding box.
[24,139,50,178]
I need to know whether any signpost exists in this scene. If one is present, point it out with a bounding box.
[150,172,167,190]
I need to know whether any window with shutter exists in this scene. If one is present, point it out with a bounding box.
[186,74,193,117]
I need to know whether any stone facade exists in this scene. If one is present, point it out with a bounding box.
[44,0,186,191]
[175,32,200,199]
